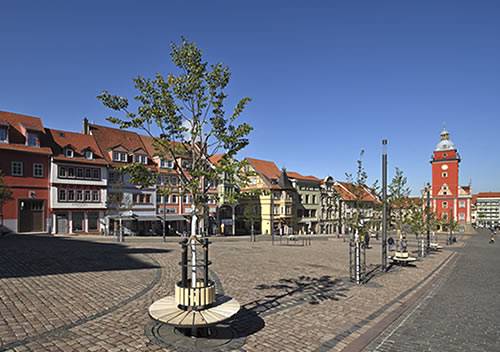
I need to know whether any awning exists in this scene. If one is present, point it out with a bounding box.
[160,215,188,222]
[136,216,162,222]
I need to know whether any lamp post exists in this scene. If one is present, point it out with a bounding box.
[381,139,388,271]
[426,183,431,254]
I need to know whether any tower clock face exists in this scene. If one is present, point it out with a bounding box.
[441,164,448,170]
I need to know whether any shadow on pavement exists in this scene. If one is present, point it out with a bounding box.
[0,234,168,279]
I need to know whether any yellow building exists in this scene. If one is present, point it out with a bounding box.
[243,158,297,235]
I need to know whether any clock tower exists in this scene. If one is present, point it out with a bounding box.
[430,129,470,224]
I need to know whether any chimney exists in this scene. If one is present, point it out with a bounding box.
[83,117,89,134]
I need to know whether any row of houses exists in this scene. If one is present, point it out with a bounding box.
[0,111,382,236]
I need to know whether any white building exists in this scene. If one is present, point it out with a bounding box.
[46,129,108,234]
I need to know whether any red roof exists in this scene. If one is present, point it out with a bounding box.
[475,192,500,198]
[209,154,224,166]
[46,129,107,165]
[89,124,148,163]
[287,171,321,182]
[245,157,281,180]
[0,111,45,134]
[335,182,380,203]
[0,111,52,155]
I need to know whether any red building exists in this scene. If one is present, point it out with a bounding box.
[0,111,52,233]
[430,129,471,224]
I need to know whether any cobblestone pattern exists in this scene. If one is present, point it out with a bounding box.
[365,230,499,352]
[0,234,457,352]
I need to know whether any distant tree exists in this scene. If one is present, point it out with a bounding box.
[98,38,253,237]
[0,171,12,226]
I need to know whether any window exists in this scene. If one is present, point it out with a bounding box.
[442,172,448,178]
[170,176,178,185]
[134,154,148,164]
[68,190,75,201]
[58,189,67,201]
[92,168,100,180]
[64,148,74,158]
[84,150,93,160]
[459,213,465,221]
[85,168,91,179]
[11,161,23,176]
[145,194,151,203]
[171,195,177,203]
[27,132,39,147]
[443,201,448,209]
[184,195,190,204]
[312,195,316,204]
[92,190,100,202]
[305,195,309,204]
[76,190,83,201]
[113,151,127,162]
[443,153,448,158]
[77,168,83,178]
[33,163,43,178]
[67,167,75,178]
[0,127,7,142]
[59,166,66,178]
[84,190,91,201]
[459,200,466,208]
[160,159,174,169]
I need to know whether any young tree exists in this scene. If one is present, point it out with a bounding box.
[98,38,253,237]
[345,150,370,242]
[408,201,426,256]
[0,171,12,226]
[388,168,411,252]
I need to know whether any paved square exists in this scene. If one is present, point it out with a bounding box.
[0,234,455,352]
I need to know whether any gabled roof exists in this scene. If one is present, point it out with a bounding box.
[335,182,380,203]
[287,171,321,183]
[245,157,281,180]
[0,111,52,155]
[209,154,224,166]
[46,128,107,165]
[89,123,148,163]
[276,169,294,190]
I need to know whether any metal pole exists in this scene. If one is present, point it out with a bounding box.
[181,239,188,287]
[163,192,166,242]
[381,139,388,271]
[426,183,431,253]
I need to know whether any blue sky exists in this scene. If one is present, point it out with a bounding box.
[1,0,499,194]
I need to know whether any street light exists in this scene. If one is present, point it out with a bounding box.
[381,139,388,271]
[425,182,431,254]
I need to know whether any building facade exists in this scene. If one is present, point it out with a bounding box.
[0,112,51,233]
[474,192,500,228]
[430,129,471,225]
[319,176,338,234]
[86,122,158,235]
[288,171,321,234]
[46,129,108,234]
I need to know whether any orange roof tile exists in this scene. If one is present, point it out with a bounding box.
[89,124,148,162]
[46,129,107,165]
[245,157,281,180]
[287,171,321,182]
[475,192,500,198]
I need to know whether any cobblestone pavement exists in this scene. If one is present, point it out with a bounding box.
[365,229,499,352]
[0,233,460,352]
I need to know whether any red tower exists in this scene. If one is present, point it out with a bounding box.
[430,129,471,224]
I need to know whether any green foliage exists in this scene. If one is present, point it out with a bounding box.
[388,167,411,234]
[345,150,370,236]
[97,37,253,219]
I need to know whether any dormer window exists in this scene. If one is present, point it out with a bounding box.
[134,154,148,164]
[160,159,174,169]
[27,132,39,147]
[84,150,93,160]
[0,127,8,143]
[64,148,74,158]
[112,151,128,162]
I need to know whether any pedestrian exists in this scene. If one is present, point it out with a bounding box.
[490,234,495,244]
[388,236,395,251]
